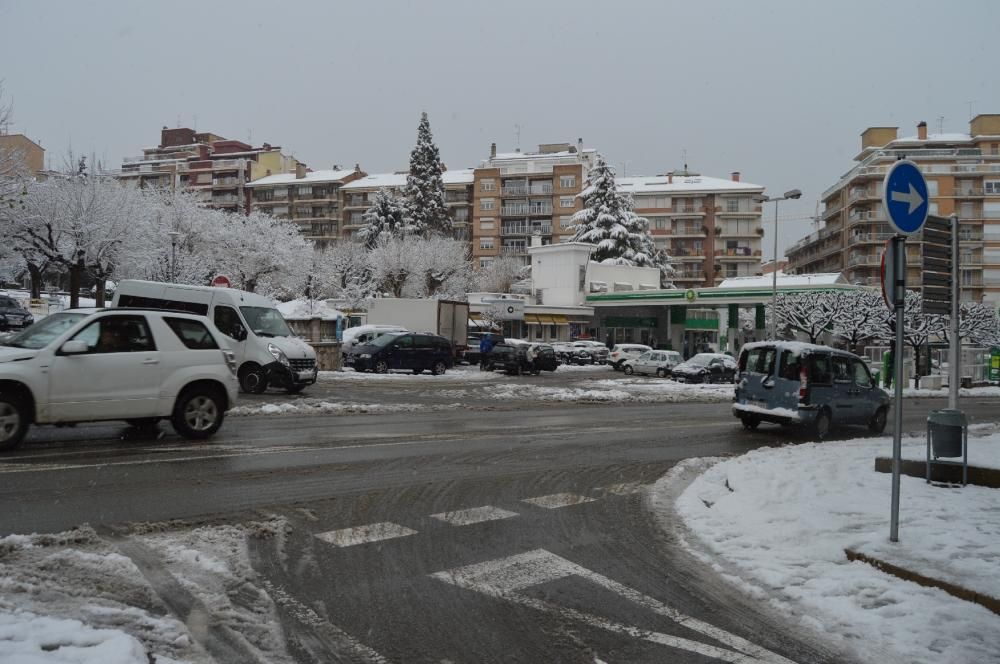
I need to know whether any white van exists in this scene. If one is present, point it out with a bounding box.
[112,280,317,394]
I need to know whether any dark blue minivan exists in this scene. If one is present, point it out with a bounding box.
[733,342,890,439]
[349,332,454,375]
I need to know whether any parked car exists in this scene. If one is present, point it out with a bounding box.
[0,296,34,332]
[342,324,408,355]
[0,308,239,451]
[114,279,317,395]
[622,350,684,377]
[461,331,505,365]
[485,342,558,375]
[609,344,652,370]
[552,342,592,365]
[733,341,891,440]
[348,332,453,374]
[670,353,738,383]
[572,340,609,364]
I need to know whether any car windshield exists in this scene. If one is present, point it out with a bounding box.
[2,312,87,349]
[370,332,405,348]
[239,306,292,338]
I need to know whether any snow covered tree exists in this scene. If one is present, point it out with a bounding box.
[357,188,415,249]
[368,235,412,298]
[323,240,372,309]
[569,156,665,281]
[404,112,450,236]
[773,291,844,343]
[204,210,311,294]
[475,255,526,293]
[411,236,470,298]
[832,289,886,352]
[937,302,1000,347]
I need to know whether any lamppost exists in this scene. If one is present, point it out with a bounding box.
[167,231,181,283]
[757,189,802,339]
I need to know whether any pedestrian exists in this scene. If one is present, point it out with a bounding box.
[479,334,494,370]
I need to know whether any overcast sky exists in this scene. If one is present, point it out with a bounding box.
[2,0,998,257]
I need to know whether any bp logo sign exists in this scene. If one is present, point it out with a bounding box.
[684,289,697,302]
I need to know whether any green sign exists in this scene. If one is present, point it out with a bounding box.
[684,289,698,302]
[990,346,1000,383]
[685,318,719,330]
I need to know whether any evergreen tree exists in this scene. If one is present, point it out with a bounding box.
[357,188,416,249]
[404,112,451,236]
[569,155,660,268]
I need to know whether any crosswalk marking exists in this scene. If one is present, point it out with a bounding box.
[315,522,417,548]
[522,493,597,509]
[430,506,519,526]
[597,482,647,496]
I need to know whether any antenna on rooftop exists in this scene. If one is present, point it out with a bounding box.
[514,124,521,151]
[681,148,688,175]
[967,100,978,120]
[936,115,946,134]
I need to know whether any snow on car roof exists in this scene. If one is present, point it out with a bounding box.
[739,340,847,355]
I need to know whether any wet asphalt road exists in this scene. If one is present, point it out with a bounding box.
[1,367,996,663]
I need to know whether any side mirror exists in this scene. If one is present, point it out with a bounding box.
[60,339,90,355]
[233,324,248,342]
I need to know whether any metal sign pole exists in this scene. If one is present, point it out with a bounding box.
[949,214,960,410]
[890,235,905,543]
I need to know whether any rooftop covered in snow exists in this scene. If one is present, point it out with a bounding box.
[246,169,360,187]
[612,174,764,195]
[717,271,847,289]
[342,169,474,190]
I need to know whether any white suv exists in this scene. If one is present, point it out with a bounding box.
[609,344,652,370]
[0,309,239,451]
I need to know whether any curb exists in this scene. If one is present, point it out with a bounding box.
[873,457,1000,488]
[845,548,1000,616]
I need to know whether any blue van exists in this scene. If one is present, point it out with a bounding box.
[733,342,890,439]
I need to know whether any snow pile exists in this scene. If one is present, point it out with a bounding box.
[229,400,454,417]
[0,605,149,663]
[0,527,202,663]
[275,298,343,321]
[665,434,1000,664]
[485,384,632,403]
[583,378,734,402]
[903,385,1000,398]
[319,367,501,382]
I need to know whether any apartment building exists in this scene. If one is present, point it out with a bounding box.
[339,169,474,241]
[786,115,1000,305]
[116,127,300,212]
[0,133,45,177]
[472,140,596,268]
[246,164,366,245]
[617,171,766,286]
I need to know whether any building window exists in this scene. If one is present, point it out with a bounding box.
[350,212,364,224]
[560,175,576,188]
[726,199,739,212]
[481,198,495,211]
[298,186,312,197]
[651,217,670,230]
[480,178,496,192]
[926,179,939,197]
[985,180,1000,195]
[480,237,495,250]
[559,196,575,208]
[480,220,495,230]
[479,257,494,268]
[273,187,288,199]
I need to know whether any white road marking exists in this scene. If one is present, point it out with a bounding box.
[598,482,647,496]
[522,493,597,509]
[431,549,797,664]
[316,522,417,548]
[430,506,519,526]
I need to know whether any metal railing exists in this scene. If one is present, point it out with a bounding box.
[501,245,527,256]
[502,223,552,236]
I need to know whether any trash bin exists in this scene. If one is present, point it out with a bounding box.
[928,409,967,458]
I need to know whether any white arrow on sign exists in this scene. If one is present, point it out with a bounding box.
[890,183,924,214]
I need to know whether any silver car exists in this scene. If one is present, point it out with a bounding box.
[622,350,683,377]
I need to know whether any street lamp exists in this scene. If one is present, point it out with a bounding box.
[757,189,802,339]
[167,231,182,283]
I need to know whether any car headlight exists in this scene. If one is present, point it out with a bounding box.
[360,353,371,359]
[267,342,290,366]
[23,315,33,323]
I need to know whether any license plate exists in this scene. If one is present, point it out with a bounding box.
[748,399,767,409]
[297,371,314,381]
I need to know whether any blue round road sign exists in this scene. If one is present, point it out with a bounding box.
[882,159,928,235]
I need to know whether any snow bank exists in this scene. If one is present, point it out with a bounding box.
[903,385,1000,398]
[275,298,343,321]
[230,400,458,417]
[0,605,149,663]
[582,378,734,402]
[665,434,1000,664]
[485,384,633,403]
[318,366,502,382]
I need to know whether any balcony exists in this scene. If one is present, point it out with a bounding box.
[850,232,894,245]
[501,245,528,256]
[673,272,704,281]
[344,197,368,209]
[671,225,707,237]
[848,254,880,267]
[959,255,984,266]
[959,230,984,242]
[672,247,705,259]
[210,195,240,205]
[714,248,761,260]
[671,207,705,217]
[213,179,241,188]
[954,187,984,197]
[501,185,527,197]
[502,222,552,236]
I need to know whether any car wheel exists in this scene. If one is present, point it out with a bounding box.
[813,408,832,441]
[413,368,423,375]
[374,360,389,374]
[126,417,161,429]
[740,415,760,431]
[0,394,30,452]
[431,361,447,376]
[172,387,225,440]
[868,407,888,434]
[238,363,268,394]
[656,368,667,378]
[623,365,634,375]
